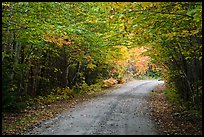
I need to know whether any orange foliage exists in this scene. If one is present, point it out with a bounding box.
[129,46,150,76]
[103,77,118,88]
[43,34,73,47]
[110,46,150,77]
[111,66,117,73]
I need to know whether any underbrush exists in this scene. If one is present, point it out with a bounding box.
[164,88,202,117]
[163,89,182,108]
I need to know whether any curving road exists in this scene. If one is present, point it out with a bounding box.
[23,80,164,135]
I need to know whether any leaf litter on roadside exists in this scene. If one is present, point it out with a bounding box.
[148,83,202,135]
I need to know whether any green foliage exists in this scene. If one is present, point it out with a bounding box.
[2,89,27,112]
[164,89,182,107]
[133,2,202,110]
[26,87,73,106]
[26,80,103,107]
[73,81,102,95]
[146,71,161,79]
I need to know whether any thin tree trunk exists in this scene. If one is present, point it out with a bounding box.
[72,62,81,85]
[65,57,71,87]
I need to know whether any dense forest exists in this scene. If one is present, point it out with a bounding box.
[2,2,202,116]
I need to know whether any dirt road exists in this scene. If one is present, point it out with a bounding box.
[22,80,164,135]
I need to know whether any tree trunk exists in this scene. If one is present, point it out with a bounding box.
[65,57,71,87]
[72,62,81,85]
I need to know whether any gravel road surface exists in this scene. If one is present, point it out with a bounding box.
[22,80,164,135]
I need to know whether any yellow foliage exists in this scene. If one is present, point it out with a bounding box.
[87,63,96,70]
